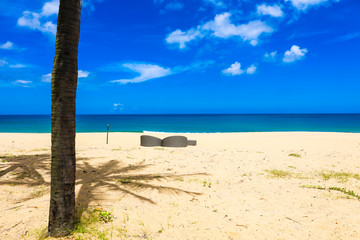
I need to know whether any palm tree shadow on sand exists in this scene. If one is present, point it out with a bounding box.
[76,159,207,210]
[0,154,50,187]
[0,154,207,208]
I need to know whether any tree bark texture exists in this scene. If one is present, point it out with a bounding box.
[48,0,81,236]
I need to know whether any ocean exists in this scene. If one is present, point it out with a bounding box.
[0,114,360,133]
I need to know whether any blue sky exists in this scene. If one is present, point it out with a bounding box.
[0,0,359,114]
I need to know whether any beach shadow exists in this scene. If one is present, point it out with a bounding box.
[0,154,207,208]
[76,160,207,210]
[0,154,51,187]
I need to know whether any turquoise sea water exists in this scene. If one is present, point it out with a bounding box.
[0,114,359,133]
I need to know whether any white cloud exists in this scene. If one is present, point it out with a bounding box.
[223,62,258,76]
[18,11,57,35]
[0,41,15,50]
[283,45,308,63]
[202,12,273,45]
[222,62,244,76]
[41,0,59,16]
[166,28,202,49]
[246,65,257,74]
[264,51,278,61]
[42,73,52,82]
[257,4,284,17]
[113,103,125,111]
[166,12,273,49]
[165,2,184,10]
[17,0,59,35]
[202,12,239,38]
[111,63,172,84]
[9,64,27,68]
[78,70,90,78]
[285,0,330,10]
[12,80,32,87]
[0,59,8,67]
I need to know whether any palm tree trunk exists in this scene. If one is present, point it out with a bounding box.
[48,0,81,236]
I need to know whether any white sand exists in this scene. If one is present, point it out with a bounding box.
[0,132,360,239]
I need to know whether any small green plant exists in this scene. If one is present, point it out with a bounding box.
[72,208,114,236]
[320,171,360,182]
[154,148,165,150]
[288,153,301,158]
[265,169,292,178]
[288,166,296,169]
[300,185,360,200]
[99,211,113,223]
[203,180,211,188]
[329,187,360,200]
[300,185,326,190]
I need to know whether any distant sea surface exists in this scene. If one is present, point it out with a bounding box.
[0,114,360,133]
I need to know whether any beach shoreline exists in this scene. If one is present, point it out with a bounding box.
[1,132,360,239]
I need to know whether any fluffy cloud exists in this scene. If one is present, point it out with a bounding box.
[111,63,172,84]
[246,65,257,74]
[283,45,308,63]
[41,0,59,16]
[166,28,202,49]
[12,80,32,87]
[78,70,90,78]
[203,13,273,45]
[257,4,284,17]
[17,0,59,35]
[166,12,273,49]
[0,41,15,50]
[222,62,244,76]
[285,0,330,10]
[223,62,258,76]
[264,51,278,61]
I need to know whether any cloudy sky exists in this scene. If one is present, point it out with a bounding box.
[0,0,359,114]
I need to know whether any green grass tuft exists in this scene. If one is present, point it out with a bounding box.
[288,153,301,158]
[265,169,292,178]
[301,185,360,200]
[328,187,360,200]
[320,171,360,182]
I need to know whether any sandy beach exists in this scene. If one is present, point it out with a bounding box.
[0,132,360,239]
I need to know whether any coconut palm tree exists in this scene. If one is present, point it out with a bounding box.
[48,0,81,236]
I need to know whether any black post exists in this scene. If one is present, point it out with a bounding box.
[106,124,109,144]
